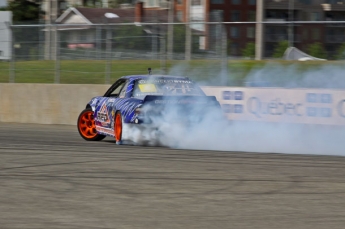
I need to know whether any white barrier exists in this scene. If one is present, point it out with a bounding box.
[1,83,345,126]
[202,87,345,126]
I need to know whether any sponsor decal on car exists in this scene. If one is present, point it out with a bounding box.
[97,102,111,124]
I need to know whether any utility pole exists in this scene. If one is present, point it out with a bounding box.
[185,0,191,60]
[255,0,264,60]
[288,0,294,48]
[44,0,58,60]
[167,0,174,60]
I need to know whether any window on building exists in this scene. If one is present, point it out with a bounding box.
[211,0,224,4]
[232,0,241,5]
[248,0,256,5]
[59,1,67,10]
[176,11,183,22]
[311,12,321,21]
[247,27,255,38]
[210,10,224,21]
[312,28,320,40]
[177,0,182,4]
[230,27,239,38]
[231,42,238,55]
[147,0,158,7]
[231,10,241,21]
[79,31,88,42]
[192,0,202,5]
[247,10,256,21]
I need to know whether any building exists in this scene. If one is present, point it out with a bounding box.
[45,0,345,59]
[171,0,345,58]
[43,0,110,59]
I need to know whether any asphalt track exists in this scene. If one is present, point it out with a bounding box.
[0,123,345,229]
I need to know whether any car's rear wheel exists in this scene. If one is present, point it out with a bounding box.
[77,108,105,141]
[114,111,123,145]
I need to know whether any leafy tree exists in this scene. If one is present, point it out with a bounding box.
[1,0,44,60]
[171,25,199,53]
[334,43,345,60]
[241,42,255,59]
[113,25,151,51]
[335,43,345,60]
[272,40,289,58]
[307,42,327,59]
[5,0,42,22]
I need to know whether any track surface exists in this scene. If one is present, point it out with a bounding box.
[0,123,345,229]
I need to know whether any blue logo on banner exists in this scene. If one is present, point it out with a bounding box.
[234,104,243,113]
[222,91,244,100]
[307,107,332,117]
[306,93,332,118]
[307,107,317,117]
[221,104,243,113]
[306,93,332,103]
[306,93,317,103]
[320,108,332,117]
[320,94,332,103]
[222,104,232,113]
[222,91,232,100]
[234,91,243,100]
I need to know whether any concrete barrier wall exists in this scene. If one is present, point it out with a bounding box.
[0,84,110,125]
[2,84,345,126]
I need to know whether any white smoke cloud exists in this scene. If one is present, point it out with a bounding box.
[245,62,345,89]
[125,62,345,156]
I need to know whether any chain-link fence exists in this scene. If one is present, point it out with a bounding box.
[1,20,345,87]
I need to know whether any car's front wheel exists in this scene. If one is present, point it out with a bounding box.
[77,108,106,141]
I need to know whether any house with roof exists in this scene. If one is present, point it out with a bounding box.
[55,3,172,50]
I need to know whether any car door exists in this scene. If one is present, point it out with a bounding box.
[94,79,128,132]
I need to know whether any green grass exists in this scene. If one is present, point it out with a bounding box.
[1,59,345,86]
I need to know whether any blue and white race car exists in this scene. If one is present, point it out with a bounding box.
[77,73,222,145]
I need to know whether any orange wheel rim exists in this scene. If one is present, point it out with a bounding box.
[115,113,122,142]
[78,111,97,139]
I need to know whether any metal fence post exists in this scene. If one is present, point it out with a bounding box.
[167,0,174,60]
[185,10,191,60]
[54,24,60,84]
[105,24,111,84]
[9,24,15,83]
[96,25,100,60]
[221,25,228,86]
[160,35,167,74]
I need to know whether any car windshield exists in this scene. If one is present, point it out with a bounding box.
[132,78,204,98]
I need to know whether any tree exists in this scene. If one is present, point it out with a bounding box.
[307,42,327,59]
[113,25,151,51]
[5,0,42,22]
[241,42,255,59]
[335,43,345,60]
[1,0,44,60]
[272,40,289,58]
[171,25,199,53]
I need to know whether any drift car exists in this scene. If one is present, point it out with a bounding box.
[77,73,222,145]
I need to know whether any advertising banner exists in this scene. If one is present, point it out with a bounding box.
[201,86,345,126]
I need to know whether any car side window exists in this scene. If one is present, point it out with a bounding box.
[119,81,130,98]
[109,80,127,97]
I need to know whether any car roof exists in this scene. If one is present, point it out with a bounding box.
[120,75,190,81]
